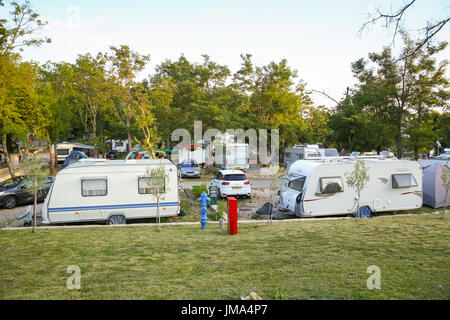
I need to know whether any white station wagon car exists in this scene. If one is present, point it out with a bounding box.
[210,169,251,198]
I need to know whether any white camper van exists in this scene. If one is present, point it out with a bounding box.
[41,159,180,224]
[277,158,422,217]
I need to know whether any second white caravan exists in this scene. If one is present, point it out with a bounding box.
[41,159,180,224]
[277,158,422,217]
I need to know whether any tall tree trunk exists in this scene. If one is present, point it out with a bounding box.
[92,116,98,158]
[33,179,37,233]
[2,128,15,178]
[47,135,55,174]
[396,133,403,159]
[126,109,132,152]
[156,189,161,232]
[100,124,104,158]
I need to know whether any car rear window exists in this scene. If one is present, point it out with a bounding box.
[181,163,198,168]
[223,174,247,181]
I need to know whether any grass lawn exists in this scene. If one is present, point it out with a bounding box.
[0,214,449,299]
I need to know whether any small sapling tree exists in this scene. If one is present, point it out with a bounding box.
[345,160,370,218]
[144,163,170,232]
[268,166,284,225]
[441,163,450,218]
[20,155,49,232]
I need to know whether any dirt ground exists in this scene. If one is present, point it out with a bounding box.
[0,203,43,228]
[237,188,278,219]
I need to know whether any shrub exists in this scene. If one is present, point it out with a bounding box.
[192,184,208,198]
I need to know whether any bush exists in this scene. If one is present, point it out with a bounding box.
[192,184,208,198]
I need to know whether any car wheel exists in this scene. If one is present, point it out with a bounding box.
[4,196,17,209]
[108,215,126,225]
[218,188,223,199]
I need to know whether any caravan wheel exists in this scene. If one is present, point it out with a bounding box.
[108,215,126,225]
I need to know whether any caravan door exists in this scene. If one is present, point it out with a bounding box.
[283,176,306,214]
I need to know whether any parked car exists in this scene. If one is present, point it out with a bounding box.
[61,150,87,169]
[210,169,251,198]
[179,160,201,178]
[106,149,119,160]
[0,176,54,209]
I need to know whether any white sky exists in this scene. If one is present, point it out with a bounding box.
[4,0,450,108]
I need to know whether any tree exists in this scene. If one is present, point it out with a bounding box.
[360,0,449,60]
[351,35,449,158]
[20,155,48,232]
[144,163,170,232]
[0,0,50,56]
[130,84,158,157]
[107,45,150,152]
[441,164,450,218]
[345,160,370,217]
[150,54,231,142]
[232,54,312,156]
[0,0,49,177]
[268,166,285,225]
[328,95,391,154]
[0,54,36,177]
[72,53,111,157]
[37,62,77,172]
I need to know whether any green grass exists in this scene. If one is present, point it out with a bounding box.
[0,214,449,299]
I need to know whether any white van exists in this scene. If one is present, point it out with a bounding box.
[277,158,422,217]
[41,159,180,224]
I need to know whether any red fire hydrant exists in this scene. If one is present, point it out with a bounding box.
[227,197,238,235]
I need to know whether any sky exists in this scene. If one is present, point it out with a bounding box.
[2,0,450,108]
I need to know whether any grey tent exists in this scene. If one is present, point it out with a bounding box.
[422,163,450,208]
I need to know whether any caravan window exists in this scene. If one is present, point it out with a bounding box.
[392,174,418,189]
[320,177,344,194]
[288,177,305,192]
[81,178,107,197]
[138,177,166,194]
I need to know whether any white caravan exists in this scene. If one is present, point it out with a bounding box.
[56,142,95,163]
[41,159,180,224]
[110,139,128,153]
[277,158,422,217]
[213,142,249,170]
[284,144,339,167]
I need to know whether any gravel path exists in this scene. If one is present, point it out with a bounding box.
[0,203,43,228]
[182,178,271,189]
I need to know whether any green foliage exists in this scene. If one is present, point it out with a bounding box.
[345,160,370,216]
[20,155,48,195]
[346,34,448,158]
[274,287,288,300]
[144,163,171,232]
[193,184,208,198]
[0,0,51,56]
[0,53,37,176]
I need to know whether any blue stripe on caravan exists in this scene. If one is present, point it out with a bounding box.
[48,202,179,213]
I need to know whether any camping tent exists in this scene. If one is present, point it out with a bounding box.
[422,163,450,208]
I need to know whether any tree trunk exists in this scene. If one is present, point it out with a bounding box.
[126,114,132,153]
[92,116,98,158]
[47,135,55,174]
[100,125,104,158]
[156,190,161,232]
[2,129,15,178]
[396,114,403,159]
[33,179,37,233]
